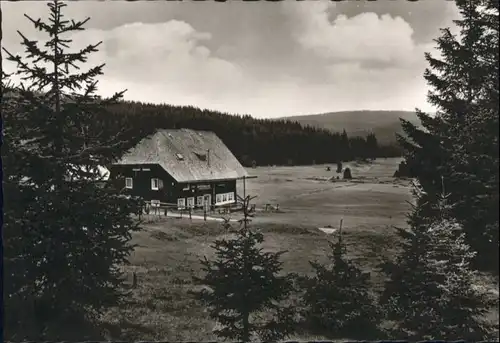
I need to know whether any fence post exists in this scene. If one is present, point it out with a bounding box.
[204,208,207,221]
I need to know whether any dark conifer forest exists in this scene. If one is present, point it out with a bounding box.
[102,100,400,167]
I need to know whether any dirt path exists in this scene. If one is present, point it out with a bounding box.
[151,212,240,223]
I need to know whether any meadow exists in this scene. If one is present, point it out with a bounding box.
[237,157,412,228]
[98,157,498,340]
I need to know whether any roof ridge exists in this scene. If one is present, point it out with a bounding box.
[156,128,214,134]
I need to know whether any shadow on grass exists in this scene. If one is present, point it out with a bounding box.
[290,319,392,341]
[260,223,322,236]
[99,278,216,341]
[100,319,156,340]
[5,311,112,341]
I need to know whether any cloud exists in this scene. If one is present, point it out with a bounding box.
[3,1,451,118]
[284,2,428,69]
[5,20,251,106]
[82,21,246,94]
[278,2,434,113]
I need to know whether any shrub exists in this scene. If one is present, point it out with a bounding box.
[343,167,352,179]
[300,227,381,339]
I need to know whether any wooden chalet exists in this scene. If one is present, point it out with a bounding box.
[110,129,251,210]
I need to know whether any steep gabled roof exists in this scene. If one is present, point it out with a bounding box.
[113,129,249,183]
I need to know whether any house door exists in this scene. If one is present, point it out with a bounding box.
[203,194,211,211]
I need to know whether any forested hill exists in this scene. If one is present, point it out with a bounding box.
[280,110,422,145]
[103,100,402,167]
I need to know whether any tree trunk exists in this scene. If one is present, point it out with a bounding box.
[242,311,250,342]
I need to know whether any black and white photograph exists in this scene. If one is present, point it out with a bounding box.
[1,0,499,341]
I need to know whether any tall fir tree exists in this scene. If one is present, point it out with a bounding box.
[380,183,494,340]
[397,0,499,273]
[191,196,294,342]
[2,1,143,339]
[300,222,381,339]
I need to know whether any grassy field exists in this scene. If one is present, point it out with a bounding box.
[237,157,413,229]
[98,157,498,340]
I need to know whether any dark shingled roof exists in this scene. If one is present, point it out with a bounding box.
[114,129,249,183]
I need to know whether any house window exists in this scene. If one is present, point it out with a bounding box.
[151,178,160,190]
[125,177,133,189]
[150,200,160,207]
[216,194,223,204]
[215,192,235,205]
[197,196,204,207]
[187,197,195,208]
[177,198,186,209]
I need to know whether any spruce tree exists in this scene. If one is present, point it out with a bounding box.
[380,184,494,340]
[191,196,294,342]
[2,1,143,339]
[397,0,499,273]
[301,223,381,339]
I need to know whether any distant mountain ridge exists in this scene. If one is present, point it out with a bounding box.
[280,110,423,145]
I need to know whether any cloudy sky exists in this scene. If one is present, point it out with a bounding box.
[2,0,460,118]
